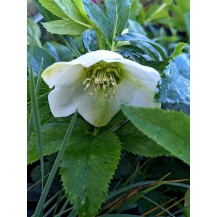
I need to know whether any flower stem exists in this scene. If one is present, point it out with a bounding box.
[32,111,78,217]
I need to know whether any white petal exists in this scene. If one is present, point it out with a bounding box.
[44,62,86,117]
[117,78,160,108]
[48,79,84,117]
[74,50,124,67]
[78,93,120,127]
[116,59,161,108]
[42,62,84,88]
[119,58,160,84]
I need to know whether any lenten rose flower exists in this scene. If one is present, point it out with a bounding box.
[42,50,161,127]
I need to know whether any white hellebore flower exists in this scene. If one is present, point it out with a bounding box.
[42,50,160,127]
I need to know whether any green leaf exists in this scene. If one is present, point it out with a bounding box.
[39,0,69,18]
[28,123,68,164]
[115,33,167,61]
[184,189,190,217]
[72,0,93,23]
[121,106,190,165]
[60,131,121,217]
[27,18,42,47]
[174,53,190,79]
[171,42,186,59]
[105,0,130,43]
[39,0,85,22]
[43,41,75,61]
[42,19,88,36]
[145,2,169,23]
[157,60,190,104]
[116,122,170,157]
[83,0,110,40]
[130,0,143,20]
[117,45,168,72]
[127,19,146,35]
[28,117,89,164]
[27,45,55,76]
[82,29,99,52]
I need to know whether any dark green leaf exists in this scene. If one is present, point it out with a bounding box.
[117,122,170,157]
[27,45,55,76]
[121,106,190,165]
[157,60,190,104]
[127,19,146,35]
[43,41,75,61]
[174,53,190,80]
[28,123,68,164]
[42,19,88,36]
[115,33,167,61]
[28,117,89,164]
[60,131,121,217]
[82,29,99,52]
[105,0,130,42]
[83,0,110,41]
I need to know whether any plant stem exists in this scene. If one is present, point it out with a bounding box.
[32,111,78,217]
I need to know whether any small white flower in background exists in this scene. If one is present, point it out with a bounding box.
[42,50,161,127]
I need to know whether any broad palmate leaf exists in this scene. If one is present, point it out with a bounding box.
[60,131,121,217]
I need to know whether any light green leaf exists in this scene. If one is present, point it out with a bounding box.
[171,42,186,59]
[42,19,88,35]
[82,29,99,52]
[39,0,70,19]
[145,2,168,23]
[27,18,42,47]
[130,0,143,20]
[72,0,93,23]
[117,122,170,157]
[60,131,121,217]
[121,106,190,165]
[105,0,131,43]
[40,0,85,21]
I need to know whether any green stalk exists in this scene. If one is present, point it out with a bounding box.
[33,111,78,217]
[29,36,44,192]
[43,195,65,217]
[27,173,50,192]
[59,199,70,213]
[43,190,61,210]
[54,207,73,217]
[27,59,44,145]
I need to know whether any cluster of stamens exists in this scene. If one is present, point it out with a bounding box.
[83,61,123,99]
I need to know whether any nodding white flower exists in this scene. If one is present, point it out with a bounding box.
[42,50,160,127]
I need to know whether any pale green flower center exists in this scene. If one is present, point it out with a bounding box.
[83,61,123,99]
